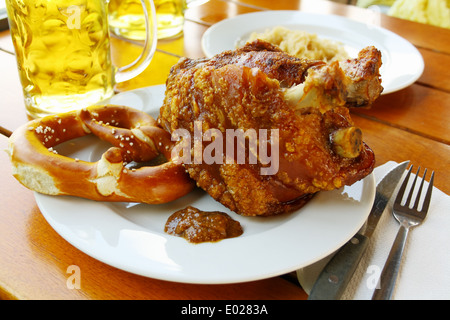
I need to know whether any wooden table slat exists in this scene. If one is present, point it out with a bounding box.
[354,84,450,145]
[185,0,261,25]
[417,48,450,93]
[351,114,450,194]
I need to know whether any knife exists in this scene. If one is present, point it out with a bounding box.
[307,161,410,300]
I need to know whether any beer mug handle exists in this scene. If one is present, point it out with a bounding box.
[114,0,157,83]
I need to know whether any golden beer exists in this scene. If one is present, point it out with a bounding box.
[6,0,115,118]
[109,0,186,40]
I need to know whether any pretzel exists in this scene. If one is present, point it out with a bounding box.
[7,105,194,204]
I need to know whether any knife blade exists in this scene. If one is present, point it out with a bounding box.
[307,161,410,300]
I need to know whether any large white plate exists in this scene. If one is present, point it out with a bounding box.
[201,11,424,95]
[35,85,375,284]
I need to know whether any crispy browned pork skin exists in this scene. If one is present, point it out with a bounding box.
[158,40,381,216]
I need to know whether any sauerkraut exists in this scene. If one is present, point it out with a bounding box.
[246,26,349,62]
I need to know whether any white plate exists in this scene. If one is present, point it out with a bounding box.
[35,85,376,284]
[201,11,424,95]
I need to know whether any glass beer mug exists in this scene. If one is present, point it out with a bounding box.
[5,0,157,118]
[109,0,189,40]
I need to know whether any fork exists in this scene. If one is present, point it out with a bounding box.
[372,165,435,300]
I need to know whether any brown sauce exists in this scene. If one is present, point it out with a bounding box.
[164,206,243,243]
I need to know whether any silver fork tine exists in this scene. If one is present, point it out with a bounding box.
[405,166,420,207]
[412,168,426,210]
[421,170,434,213]
[395,165,412,205]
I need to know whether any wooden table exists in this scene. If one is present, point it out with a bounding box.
[1,0,449,301]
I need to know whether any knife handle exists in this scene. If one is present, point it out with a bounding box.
[308,233,369,300]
